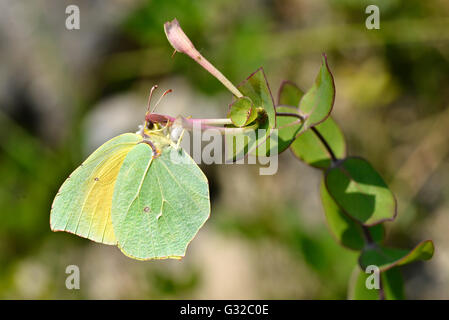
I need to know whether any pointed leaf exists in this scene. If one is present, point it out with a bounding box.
[325,157,396,226]
[359,240,434,272]
[382,267,405,300]
[299,54,335,129]
[111,144,210,260]
[320,180,384,250]
[277,80,304,107]
[291,117,345,169]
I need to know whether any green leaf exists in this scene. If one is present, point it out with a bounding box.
[229,96,257,127]
[290,117,345,169]
[359,240,434,272]
[50,133,141,245]
[111,143,210,260]
[325,157,396,226]
[277,80,304,107]
[348,266,404,300]
[256,106,304,156]
[237,68,276,128]
[382,267,405,300]
[298,54,335,129]
[320,180,384,251]
[225,68,276,161]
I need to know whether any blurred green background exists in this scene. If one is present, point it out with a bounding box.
[0,0,448,299]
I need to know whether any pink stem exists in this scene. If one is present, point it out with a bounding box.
[146,113,255,134]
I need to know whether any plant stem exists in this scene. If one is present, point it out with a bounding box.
[182,118,258,134]
[360,225,385,299]
[194,55,243,98]
[310,127,337,162]
[275,112,304,120]
[189,118,233,125]
[147,113,256,135]
[361,225,374,245]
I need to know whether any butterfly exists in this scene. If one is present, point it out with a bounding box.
[50,86,210,260]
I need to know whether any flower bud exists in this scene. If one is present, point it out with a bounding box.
[164,19,198,58]
[164,18,243,98]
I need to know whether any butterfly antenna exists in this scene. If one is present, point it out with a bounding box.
[151,89,172,114]
[146,85,159,113]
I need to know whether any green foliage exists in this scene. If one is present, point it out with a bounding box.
[237,68,276,131]
[212,45,432,298]
[277,81,304,107]
[268,56,434,299]
[225,68,276,161]
[276,72,342,166]
[325,157,396,226]
[348,267,404,300]
[290,117,346,168]
[270,106,304,154]
[228,59,334,159]
[220,51,434,299]
[298,54,335,129]
[248,76,307,157]
[320,181,384,251]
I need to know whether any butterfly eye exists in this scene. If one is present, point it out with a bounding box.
[146,121,154,130]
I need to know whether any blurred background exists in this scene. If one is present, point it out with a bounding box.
[0,0,448,299]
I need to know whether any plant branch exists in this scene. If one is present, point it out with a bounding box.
[275,112,304,120]
[189,118,233,125]
[361,225,374,245]
[147,113,256,135]
[310,127,337,162]
[181,118,258,134]
[361,225,385,299]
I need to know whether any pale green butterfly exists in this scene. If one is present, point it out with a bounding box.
[50,86,210,260]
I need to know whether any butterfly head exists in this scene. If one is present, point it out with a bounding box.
[139,85,173,136]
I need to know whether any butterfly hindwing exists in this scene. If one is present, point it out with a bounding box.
[50,133,141,244]
[111,143,210,260]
